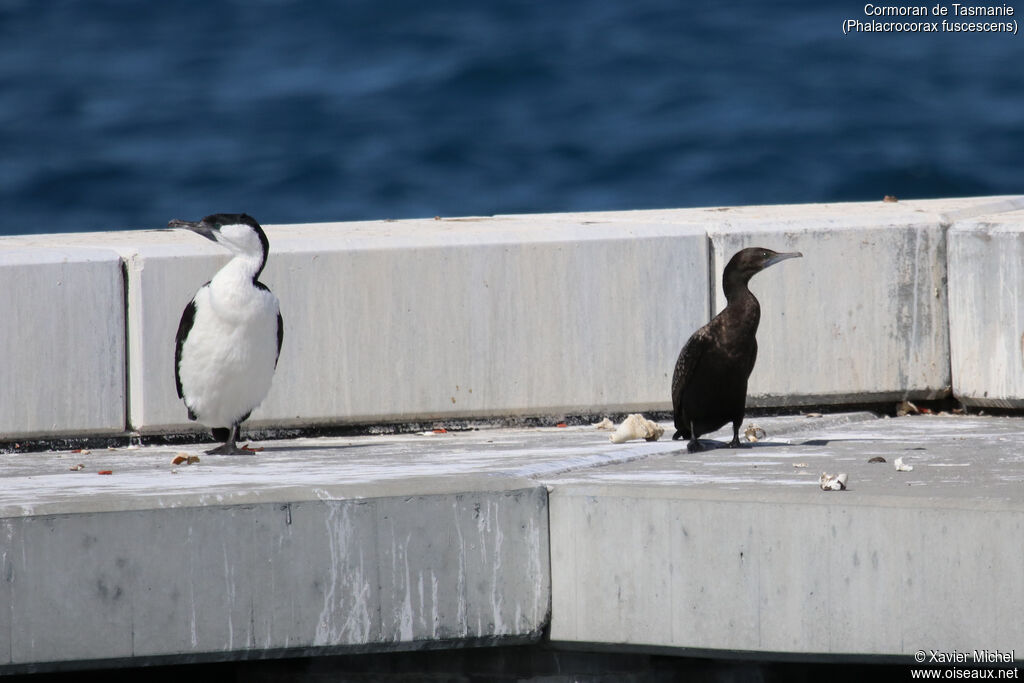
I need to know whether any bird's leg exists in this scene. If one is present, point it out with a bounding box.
[727,420,743,448]
[207,424,253,455]
[686,420,704,453]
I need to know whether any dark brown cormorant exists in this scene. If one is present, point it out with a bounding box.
[672,247,802,453]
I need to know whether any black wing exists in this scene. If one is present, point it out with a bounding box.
[671,325,712,415]
[174,297,199,400]
[253,281,283,368]
[275,311,284,368]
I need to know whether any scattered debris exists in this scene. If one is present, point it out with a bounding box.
[743,424,766,443]
[171,454,201,466]
[804,412,823,418]
[793,462,808,468]
[98,470,113,475]
[819,472,848,491]
[70,448,90,455]
[883,195,898,203]
[421,429,449,436]
[69,463,85,471]
[593,418,614,430]
[556,422,568,428]
[868,456,886,463]
[894,457,914,472]
[609,414,665,443]
[895,400,932,416]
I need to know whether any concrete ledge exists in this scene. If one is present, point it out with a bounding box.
[948,210,1024,408]
[3,195,1024,438]
[0,472,549,670]
[545,414,1024,658]
[0,247,125,438]
[2,413,1022,672]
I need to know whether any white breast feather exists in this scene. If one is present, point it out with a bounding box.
[178,265,280,429]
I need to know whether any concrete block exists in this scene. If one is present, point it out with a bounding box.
[546,414,1024,658]
[0,481,548,669]
[262,218,707,429]
[0,247,125,438]
[549,490,1024,657]
[709,219,950,405]
[948,211,1024,407]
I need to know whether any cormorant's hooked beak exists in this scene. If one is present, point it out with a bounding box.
[764,251,802,268]
[169,218,217,243]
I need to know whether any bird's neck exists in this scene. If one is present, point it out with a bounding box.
[213,253,264,289]
[722,282,760,331]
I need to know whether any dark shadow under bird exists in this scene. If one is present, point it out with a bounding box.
[671,247,802,453]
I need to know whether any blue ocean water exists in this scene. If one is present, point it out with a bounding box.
[1,0,1022,235]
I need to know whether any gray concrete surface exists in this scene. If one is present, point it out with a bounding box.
[949,210,1024,409]
[1,411,1022,671]
[0,247,125,439]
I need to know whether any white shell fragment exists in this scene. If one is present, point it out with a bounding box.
[609,414,665,443]
[894,456,914,472]
[593,418,614,430]
[819,472,848,491]
[743,424,766,442]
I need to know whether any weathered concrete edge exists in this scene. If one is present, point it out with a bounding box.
[4,196,1024,442]
[544,640,1024,666]
[0,482,552,672]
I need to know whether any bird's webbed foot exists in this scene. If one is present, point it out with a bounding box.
[686,439,705,453]
[206,424,255,455]
[206,442,255,456]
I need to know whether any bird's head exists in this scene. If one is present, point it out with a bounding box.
[170,213,270,275]
[726,247,802,283]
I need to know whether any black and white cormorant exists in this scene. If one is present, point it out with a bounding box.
[671,247,801,453]
[171,213,283,455]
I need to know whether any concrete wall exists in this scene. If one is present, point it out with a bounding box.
[4,195,1024,439]
[548,485,1024,657]
[0,478,549,669]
